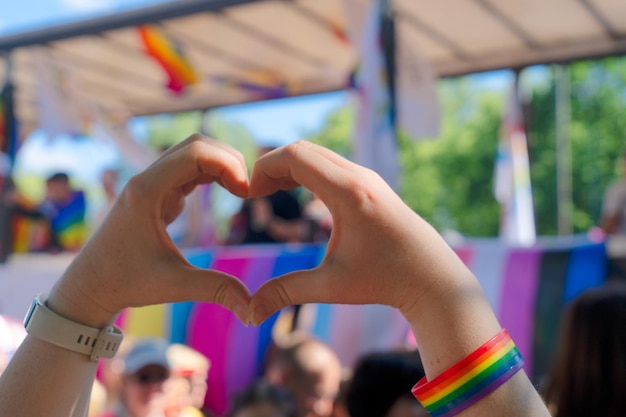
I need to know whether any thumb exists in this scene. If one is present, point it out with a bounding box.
[249,267,334,326]
[169,267,252,325]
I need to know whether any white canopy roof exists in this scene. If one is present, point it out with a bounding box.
[1,0,626,131]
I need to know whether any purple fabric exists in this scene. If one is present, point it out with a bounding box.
[498,249,542,376]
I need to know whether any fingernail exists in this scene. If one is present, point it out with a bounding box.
[234,304,249,327]
[252,304,271,326]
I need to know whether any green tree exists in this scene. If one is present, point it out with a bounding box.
[399,79,503,236]
[307,106,355,158]
[305,78,505,237]
[207,114,259,171]
[527,58,626,234]
[146,111,204,150]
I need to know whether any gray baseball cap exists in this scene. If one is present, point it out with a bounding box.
[123,338,170,375]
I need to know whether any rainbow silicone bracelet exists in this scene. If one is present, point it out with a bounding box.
[412,329,524,417]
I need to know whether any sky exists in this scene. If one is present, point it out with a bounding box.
[0,0,171,36]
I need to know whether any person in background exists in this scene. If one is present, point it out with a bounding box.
[542,282,626,417]
[0,137,551,417]
[165,344,212,417]
[97,338,171,417]
[229,380,296,417]
[227,146,305,245]
[346,350,428,417]
[263,333,342,417]
[302,193,332,242]
[328,371,351,417]
[601,152,626,278]
[40,171,88,252]
[601,152,626,234]
[1,175,48,253]
[99,337,136,416]
[158,146,216,248]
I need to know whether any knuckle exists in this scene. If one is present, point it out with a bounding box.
[124,174,151,201]
[186,139,206,155]
[283,140,310,159]
[187,133,206,142]
[212,278,230,307]
[346,175,374,205]
[274,281,294,308]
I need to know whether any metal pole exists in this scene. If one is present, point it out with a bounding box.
[0,53,15,263]
[555,64,573,235]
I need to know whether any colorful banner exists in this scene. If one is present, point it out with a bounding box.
[114,239,607,415]
[494,75,536,246]
[139,25,198,95]
[394,5,440,139]
[344,0,440,190]
[348,0,400,189]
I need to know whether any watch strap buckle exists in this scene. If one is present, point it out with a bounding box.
[90,324,124,361]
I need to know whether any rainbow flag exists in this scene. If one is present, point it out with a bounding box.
[41,190,88,251]
[139,25,198,94]
[494,75,536,246]
[116,239,608,415]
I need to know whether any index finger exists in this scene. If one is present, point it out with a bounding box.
[142,139,249,198]
[248,141,359,200]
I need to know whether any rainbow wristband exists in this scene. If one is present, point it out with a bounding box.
[412,329,524,417]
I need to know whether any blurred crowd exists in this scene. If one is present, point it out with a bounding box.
[1,145,332,255]
[1,281,624,417]
[78,332,428,417]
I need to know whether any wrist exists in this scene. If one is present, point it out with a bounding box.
[400,271,502,379]
[48,256,120,328]
[46,287,118,329]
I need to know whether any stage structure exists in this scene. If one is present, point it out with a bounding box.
[0,0,625,133]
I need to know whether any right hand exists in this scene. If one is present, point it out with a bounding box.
[248,141,473,325]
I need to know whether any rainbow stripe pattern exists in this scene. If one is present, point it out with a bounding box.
[412,329,524,417]
[139,25,198,94]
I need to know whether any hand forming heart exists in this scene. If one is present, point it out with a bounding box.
[46,134,471,331]
[1,137,554,417]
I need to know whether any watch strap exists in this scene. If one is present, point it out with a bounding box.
[24,294,124,361]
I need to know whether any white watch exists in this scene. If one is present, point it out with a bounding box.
[23,294,124,361]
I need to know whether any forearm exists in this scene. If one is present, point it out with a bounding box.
[401,238,549,416]
[0,336,96,417]
[0,258,119,417]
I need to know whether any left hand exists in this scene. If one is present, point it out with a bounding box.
[47,135,252,327]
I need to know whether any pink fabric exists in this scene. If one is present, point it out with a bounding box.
[187,255,249,415]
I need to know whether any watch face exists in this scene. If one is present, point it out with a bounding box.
[23,297,40,329]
